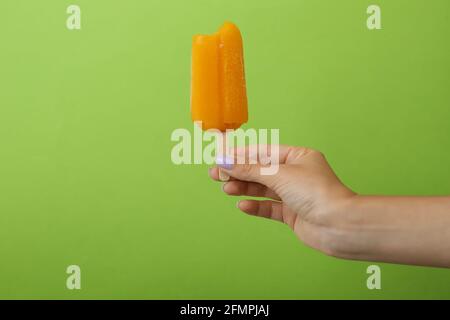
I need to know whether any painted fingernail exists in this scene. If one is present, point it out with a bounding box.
[216,155,234,170]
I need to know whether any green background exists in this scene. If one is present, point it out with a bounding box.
[1,0,449,299]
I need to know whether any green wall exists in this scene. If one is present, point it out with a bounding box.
[0,0,449,299]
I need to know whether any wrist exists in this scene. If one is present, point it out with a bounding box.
[318,195,372,260]
[314,194,450,267]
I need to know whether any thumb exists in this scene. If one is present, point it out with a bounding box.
[216,155,279,187]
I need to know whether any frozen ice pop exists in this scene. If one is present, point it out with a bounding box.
[191,22,248,132]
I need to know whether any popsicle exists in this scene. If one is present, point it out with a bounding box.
[191,22,248,180]
[191,22,248,131]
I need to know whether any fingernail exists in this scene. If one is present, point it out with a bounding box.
[216,155,234,170]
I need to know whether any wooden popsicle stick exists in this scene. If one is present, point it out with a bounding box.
[218,132,230,182]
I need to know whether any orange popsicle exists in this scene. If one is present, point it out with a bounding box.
[191,22,248,132]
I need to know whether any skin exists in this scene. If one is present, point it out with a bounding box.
[209,145,450,268]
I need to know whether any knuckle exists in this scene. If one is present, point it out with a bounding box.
[233,164,258,181]
[316,150,326,160]
[239,164,254,178]
[287,147,310,162]
[314,150,325,157]
[307,149,325,160]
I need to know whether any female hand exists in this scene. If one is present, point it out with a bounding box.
[209,145,355,256]
[209,145,450,268]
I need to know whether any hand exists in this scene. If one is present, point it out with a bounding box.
[209,145,450,268]
[209,145,355,255]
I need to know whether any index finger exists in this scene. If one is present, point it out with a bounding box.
[227,145,309,165]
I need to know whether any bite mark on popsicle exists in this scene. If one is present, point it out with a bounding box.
[191,22,248,132]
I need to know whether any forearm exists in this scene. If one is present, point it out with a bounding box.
[324,195,450,268]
